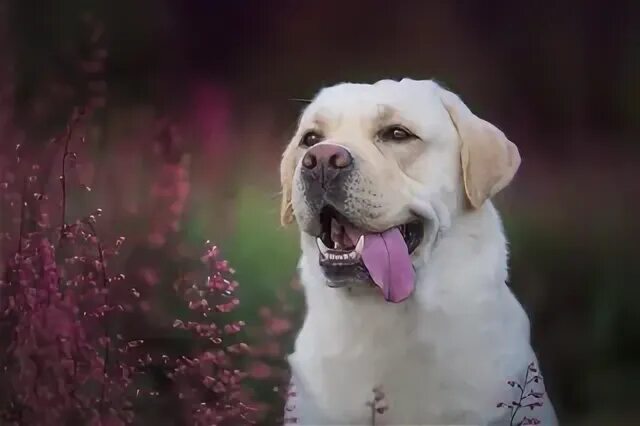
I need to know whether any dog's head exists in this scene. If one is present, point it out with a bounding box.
[280,79,520,302]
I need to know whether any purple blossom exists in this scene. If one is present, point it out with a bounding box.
[497,362,546,426]
[0,14,299,426]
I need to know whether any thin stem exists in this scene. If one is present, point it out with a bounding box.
[17,178,27,256]
[87,221,110,413]
[0,178,28,389]
[510,365,533,426]
[59,123,73,243]
[1,178,27,306]
[368,391,377,426]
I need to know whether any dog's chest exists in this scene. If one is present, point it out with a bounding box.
[290,343,424,423]
[289,306,464,424]
[288,298,521,425]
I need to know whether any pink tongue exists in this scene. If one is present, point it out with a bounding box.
[345,227,415,303]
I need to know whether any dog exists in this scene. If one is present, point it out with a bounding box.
[279,79,557,425]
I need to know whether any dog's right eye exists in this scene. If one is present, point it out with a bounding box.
[300,131,324,147]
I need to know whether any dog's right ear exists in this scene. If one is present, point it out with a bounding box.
[279,142,297,226]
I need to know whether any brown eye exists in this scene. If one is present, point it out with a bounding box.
[300,131,324,147]
[379,126,415,142]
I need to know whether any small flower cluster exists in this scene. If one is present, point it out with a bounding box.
[0,112,134,424]
[497,362,546,426]
[282,381,298,425]
[366,386,389,426]
[164,244,260,425]
[110,119,268,424]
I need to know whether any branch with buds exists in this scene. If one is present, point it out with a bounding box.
[497,362,545,426]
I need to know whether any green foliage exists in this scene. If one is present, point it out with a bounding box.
[222,185,299,315]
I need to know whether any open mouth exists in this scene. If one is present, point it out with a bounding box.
[315,205,424,302]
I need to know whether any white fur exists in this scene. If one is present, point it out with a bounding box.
[282,79,557,425]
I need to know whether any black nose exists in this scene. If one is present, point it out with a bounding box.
[301,144,353,188]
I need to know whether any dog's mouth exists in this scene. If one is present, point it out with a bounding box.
[315,206,424,303]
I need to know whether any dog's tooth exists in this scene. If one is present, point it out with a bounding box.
[355,235,365,254]
[316,238,329,258]
[348,251,357,260]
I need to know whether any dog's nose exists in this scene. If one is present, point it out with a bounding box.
[301,144,353,187]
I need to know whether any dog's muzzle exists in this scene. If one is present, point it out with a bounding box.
[297,144,424,303]
[300,143,353,208]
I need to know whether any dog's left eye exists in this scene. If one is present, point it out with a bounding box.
[378,126,416,142]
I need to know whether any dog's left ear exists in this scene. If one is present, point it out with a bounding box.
[438,87,521,209]
[279,142,297,226]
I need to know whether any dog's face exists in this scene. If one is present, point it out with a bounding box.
[280,79,520,302]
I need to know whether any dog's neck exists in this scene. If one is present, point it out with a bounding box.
[414,201,509,305]
[297,202,509,317]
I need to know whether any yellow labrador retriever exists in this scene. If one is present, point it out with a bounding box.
[280,79,557,425]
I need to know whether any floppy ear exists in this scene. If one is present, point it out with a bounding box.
[439,88,521,209]
[279,142,297,226]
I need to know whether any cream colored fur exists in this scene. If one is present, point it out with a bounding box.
[280,79,557,425]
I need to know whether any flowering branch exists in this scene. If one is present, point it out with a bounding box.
[497,362,545,426]
[84,213,112,415]
[366,386,388,426]
[0,100,133,424]
[59,114,77,243]
[16,178,27,256]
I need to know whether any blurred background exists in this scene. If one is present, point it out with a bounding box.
[1,0,639,424]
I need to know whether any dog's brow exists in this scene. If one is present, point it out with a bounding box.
[375,104,398,123]
[311,111,331,130]
[370,104,402,133]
